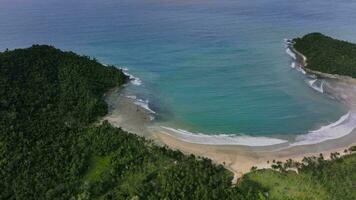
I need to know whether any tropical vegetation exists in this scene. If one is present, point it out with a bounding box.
[293,32,356,77]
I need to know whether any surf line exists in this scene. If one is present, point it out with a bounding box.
[285,38,356,146]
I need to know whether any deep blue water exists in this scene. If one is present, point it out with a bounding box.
[1,0,356,138]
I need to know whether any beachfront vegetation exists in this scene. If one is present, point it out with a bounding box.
[240,152,356,200]
[293,32,356,77]
[1,45,355,200]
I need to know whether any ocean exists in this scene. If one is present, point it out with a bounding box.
[1,0,356,145]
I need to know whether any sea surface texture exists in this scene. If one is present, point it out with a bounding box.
[1,0,356,145]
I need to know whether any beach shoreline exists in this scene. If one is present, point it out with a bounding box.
[103,86,356,180]
[152,127,356,180]
[102,41,356,179]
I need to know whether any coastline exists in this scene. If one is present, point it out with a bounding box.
[102,41,356,179]
[151,128,356,179]
[103,85,356,180]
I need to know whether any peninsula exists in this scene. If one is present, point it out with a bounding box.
[293,32,356,78]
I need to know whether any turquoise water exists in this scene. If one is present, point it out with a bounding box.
[1,0,356,140]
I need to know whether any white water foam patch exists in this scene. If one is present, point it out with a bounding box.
[290,62,296,68]
[120,68,142,86]
[308,79,324,93]
[102,64,141,86]
[286,48,296,60]
[120,67,129,71]
[130,76,142,86]
[134,99,155,114]
[284,40,307,75]
[126,95,137,99]
[286,52,305,75]
[297,67,306,74]
[126,95,156,114]
[291,112,356,146]
[161,126,288,146]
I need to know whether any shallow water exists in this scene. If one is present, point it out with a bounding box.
[1,0,356,144]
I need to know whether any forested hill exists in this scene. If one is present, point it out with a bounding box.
[0,45,253,199]
[0,45,129,199]
[293,33,356,78]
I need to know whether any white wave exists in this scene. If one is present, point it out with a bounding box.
[284,43,307,75]
[131,77,142,86]
[101,64,141,86]
[126,95,156,114]
[307,74,317,79]
[160,126,288,146]
[295,66,306,74]
[134,99,155,114]
[291,112,356,146]
[126,95,137,100]
[286,48,296,60]
[122,70,142,86]
[291,62,296,68]
[120,67,129,71]
[308,79,324,93]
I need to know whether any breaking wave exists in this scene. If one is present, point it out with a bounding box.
[291,112,356,146]
[307,79,324,93]
[121,67,142,86]
[161,111,356,146]
[160,126,288,146]
[284,39,356,146]
[286,48,296,60]
[126,95,156,114]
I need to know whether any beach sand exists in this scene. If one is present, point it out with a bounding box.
[152,128,356,182]
[103,84,356,182]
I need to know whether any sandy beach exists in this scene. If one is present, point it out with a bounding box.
[103,79,356,181]
[102,44,356,181]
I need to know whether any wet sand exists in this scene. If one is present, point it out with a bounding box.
[151,127,356,181]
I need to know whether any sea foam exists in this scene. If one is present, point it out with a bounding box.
[290,62,296,68]
[291,112,356,146]
[121,68,142,86]
[126,95,156,114]
[308,79,324,93]
[160,126,288,146]
[161,111,356,146]
[286,48,296,60]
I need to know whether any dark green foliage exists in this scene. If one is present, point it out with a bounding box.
[0,45,126,199]
[293,32,356,77]
[240,153,356,200]
[298,153,356,200]
[81,122,251,200]
[349,145,356,152]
